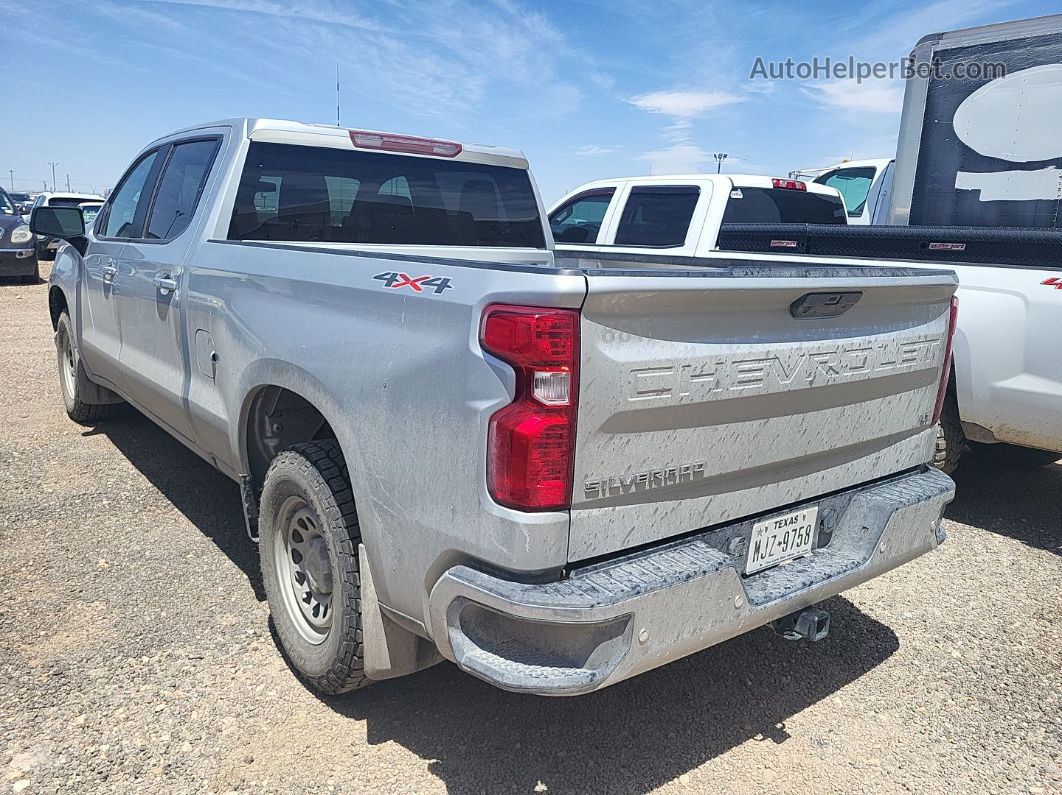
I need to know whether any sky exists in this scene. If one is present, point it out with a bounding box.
[2,0,1058,203]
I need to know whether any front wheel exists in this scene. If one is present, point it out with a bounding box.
[259,440,370,694]
[55,312,118,425]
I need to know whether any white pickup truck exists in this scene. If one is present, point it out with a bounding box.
[548,174,847,255]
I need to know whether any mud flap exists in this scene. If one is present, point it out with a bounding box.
[359,542,443,680]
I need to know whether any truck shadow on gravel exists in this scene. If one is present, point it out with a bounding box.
[946,455,1061,556]
[84,410,265,600]
[319,597,897,794]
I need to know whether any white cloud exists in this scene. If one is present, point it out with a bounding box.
[572,144,620,157]
[629,89,745,118]
[144,0,592,122]
[803,80,904,113]
[636,143,710,174]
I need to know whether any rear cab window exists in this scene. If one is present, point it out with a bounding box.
[228,142,546,248]
[48,197,93,208]
[614,186,699,247]
[721,187,847,225]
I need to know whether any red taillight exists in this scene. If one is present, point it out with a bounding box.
[348,129,462,157]
[932,296,960,425]
[772,178,808,191]
[481,305,579,511]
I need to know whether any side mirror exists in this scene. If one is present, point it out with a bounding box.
[31,206,86,240]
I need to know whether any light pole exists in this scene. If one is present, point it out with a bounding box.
[714,153,728,174]
[49,162,59,191]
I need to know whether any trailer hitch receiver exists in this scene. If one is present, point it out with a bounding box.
[770,606,830,641]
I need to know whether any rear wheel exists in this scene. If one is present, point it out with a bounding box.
[56,312,118,425]
[259,440,370,694]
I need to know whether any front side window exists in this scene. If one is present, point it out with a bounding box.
[548,188,614,244]
[613,186,699,247]
[228,142,546,248]
[815,167,877,217]
[101,152,159,238]
[145,139,219,240]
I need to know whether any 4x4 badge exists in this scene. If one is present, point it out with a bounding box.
[373,271,454,294]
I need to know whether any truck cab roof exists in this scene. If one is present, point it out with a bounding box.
[145,118,530,169]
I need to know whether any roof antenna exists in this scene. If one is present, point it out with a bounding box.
[336,61,341,127]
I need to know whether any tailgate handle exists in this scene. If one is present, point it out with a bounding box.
[790,291,862,319]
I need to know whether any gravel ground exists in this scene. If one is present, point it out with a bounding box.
[1,268,1059,795]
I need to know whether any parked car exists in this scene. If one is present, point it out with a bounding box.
[0,187,38,282]
[7,192,37,218]
[805,159,894,225]
[36,118,958,697]
[29,192,105,259]
[78,201,104,228]
[548,174,847,256]
[8,191,33,213]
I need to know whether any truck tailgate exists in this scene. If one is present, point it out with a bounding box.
[569,259,957,562]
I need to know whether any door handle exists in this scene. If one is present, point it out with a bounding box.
[102,264,117,282]
[154,274,178,296]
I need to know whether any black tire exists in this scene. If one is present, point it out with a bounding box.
[37,242,55,261]
[259,440,369,695]
[56,312,118,425]
[972,442,1060,469]
[932,387,964,475]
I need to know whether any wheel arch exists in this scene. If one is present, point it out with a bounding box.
[48,285,69,330]
[236,362,360,498]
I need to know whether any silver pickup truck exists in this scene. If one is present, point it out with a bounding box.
[34,118,958,697]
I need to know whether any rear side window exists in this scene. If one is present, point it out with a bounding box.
[145,139,219,240]
[722,188,847,225]
[614,186,699,247]
[549,188,614,244]
[228,142,545,248]
[814,167,877,216]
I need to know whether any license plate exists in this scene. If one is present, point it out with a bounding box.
[745,507,818,575]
